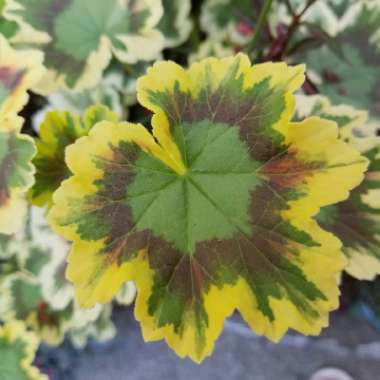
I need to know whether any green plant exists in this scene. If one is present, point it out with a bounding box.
[0,0,379,370]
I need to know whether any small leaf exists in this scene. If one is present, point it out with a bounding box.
[30,104,119,208]
[4,0,164,93]
[0,320,47,380]
[49,54,368,362]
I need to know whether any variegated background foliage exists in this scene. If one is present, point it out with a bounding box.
[3,0,192,94]
[291,1,380,119]
[0,0,379,372]
[0,206,136,346]
[201,0,257,45]
[0,35,44,235]
[295,95,380,280]
[0,320,47,380]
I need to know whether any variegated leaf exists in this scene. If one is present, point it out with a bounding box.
[158,0,192,48]
[0,121,36,234]
[0,35,43,234]
[0,320,47,380]
[4,0,164,93]
[0,206,104,346]
[30,104,119,208]
[303,0,380,118]
[296,95,380,280]
[49,54,367,362]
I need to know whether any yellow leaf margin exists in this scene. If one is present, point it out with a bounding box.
[50,55,369,362]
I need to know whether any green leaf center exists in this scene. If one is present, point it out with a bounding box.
[128,120,261,254]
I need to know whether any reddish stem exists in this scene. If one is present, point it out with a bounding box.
[263,0,318,61]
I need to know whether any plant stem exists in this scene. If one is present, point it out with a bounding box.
[248,0,273,53]
[264,0,319,61]
[299,0,318,19]
[303,74,319,95]
[286,0,318,42]
[284,0,296,17]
